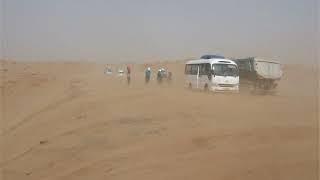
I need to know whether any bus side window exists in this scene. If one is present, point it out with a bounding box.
[199,64,204,75]
[198,63,210,75]
[191,64,198,75]
[185,65,192,74]
[205,63,211,74]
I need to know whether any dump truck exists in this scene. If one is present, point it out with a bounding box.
[233,57,282,93]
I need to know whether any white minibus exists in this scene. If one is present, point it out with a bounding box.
[185,55,239,92]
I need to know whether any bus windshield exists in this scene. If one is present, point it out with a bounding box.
[212,64,239,76]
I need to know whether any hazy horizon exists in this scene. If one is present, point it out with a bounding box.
[0,0,318,64]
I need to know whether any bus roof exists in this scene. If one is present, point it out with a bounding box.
[200,54,225,59]
[186,58,237,65]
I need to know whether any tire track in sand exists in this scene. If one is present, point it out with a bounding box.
[4,78,88,135]
[4,95,76,135]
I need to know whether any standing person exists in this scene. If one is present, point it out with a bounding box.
[145,67,151,84]
[126,65,131,85]
[157,69,162,84]
[167,71,172,83]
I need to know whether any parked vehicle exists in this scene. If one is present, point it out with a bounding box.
[233,57,282,92]
[185,56,239,92]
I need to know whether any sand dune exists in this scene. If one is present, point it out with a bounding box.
[1,61,318,180]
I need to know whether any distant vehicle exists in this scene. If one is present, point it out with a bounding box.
[118,69,124,76]
[185,56,239,92]
[104,67,112,75]
[233,57,282,92]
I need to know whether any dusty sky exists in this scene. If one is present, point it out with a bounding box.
[0,0,318,63]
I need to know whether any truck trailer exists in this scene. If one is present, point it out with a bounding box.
[233,57,282,93]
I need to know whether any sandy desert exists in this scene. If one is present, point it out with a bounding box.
[0,60,318,180]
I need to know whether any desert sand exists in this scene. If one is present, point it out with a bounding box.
[0,60,318,180]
